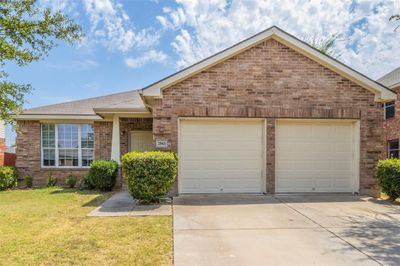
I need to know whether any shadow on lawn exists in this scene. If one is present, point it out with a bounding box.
[49,188,113,207]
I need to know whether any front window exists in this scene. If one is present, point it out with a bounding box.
[388,139,399,158]
[384,101,395,119]
[41,124,94,167]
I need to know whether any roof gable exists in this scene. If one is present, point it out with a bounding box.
[378,67,400,89]
[141,26,395,102]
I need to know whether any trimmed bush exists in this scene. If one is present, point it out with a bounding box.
[47,173,57,187]
[0,166,18,191]
[65,174,77,188]
[25,175,33,188]
[87,160,118,191]
[122,151,177,203]
[80,173,94,190]
[376,159,400,201]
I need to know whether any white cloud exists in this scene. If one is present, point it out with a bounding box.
[81,0,162,52]
[158,0,400,78]
[124,50,167,68]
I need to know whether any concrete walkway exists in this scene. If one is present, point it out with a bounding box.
[87,190,171,217]
[173,195,400,266]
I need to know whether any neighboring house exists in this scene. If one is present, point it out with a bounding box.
[14,26,396,196]
[379,67,400,158]
[0,121,16,167]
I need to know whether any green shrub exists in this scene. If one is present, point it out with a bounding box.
[122,151,177,203]
[87,160,118,191]
[376,158,400,201]
[65,174,77,188]
[80,173,94,190]
[25,175,33,188]
[47,173,57,187]
[0,166,18,191]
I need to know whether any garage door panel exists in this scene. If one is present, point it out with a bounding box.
[180,120,263,194]
[276,120,357,193]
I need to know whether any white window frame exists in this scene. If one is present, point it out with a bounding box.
[384,101,395,120]
[388,139,400,159]
[41,123,94,168]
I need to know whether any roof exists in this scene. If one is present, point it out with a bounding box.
[378,67,400,89]
[15,90,148,120]
[141,26,396,102]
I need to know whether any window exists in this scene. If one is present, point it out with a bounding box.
[384,101,395,119]
[388,139,399,158]
[41,124,94,167]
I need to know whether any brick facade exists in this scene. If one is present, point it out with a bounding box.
[383,86,400,157]
[152,39,384,195]
[15,119,153,187]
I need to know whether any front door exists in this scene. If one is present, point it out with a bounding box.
[129,131,153,152]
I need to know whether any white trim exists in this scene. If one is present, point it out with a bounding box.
[177,117,266,194]
[40,123,94,169]
[141,26,395,102]
[111,115,121,164]
[14,114,103,120]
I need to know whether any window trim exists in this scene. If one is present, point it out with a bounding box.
[387,139,399,159]
[384,101,395,120]
[41,123,94,169]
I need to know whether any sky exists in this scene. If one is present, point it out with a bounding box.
[5,0,400,145]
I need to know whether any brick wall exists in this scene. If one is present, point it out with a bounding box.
[120,118,153,156]
[94,121,113,160]
[16,121,113,187]
[153,39,384,195]
[383,86,400,157]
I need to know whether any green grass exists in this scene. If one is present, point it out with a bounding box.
[0,188,172,265]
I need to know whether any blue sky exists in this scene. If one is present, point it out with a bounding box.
[5,0,400,145]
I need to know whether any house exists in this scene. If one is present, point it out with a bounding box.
[379,67,400,158]
[0,121,16,167]
[14,26,396,196]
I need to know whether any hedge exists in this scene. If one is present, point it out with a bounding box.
[376,158,400,201]
[0,166,18,191]
[122,151,177,203]
[87,160,119,191]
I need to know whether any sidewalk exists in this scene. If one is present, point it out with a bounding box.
[87,190,171,217]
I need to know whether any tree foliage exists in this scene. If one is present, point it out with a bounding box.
[390,14,400,31]
[304,34,340,59]
[0,0,83,125]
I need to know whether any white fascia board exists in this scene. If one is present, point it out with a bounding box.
[142,27,276,97]
[13,114,103,120]
[141,26,395,102]
[272,30,396,102]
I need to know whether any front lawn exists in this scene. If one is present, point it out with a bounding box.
[0,188,172,265]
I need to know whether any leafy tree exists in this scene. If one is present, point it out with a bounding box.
[304,34,340,59]
[390,14,400,31]
[0,0,83,126]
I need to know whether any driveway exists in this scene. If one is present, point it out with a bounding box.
[173,195,400,266]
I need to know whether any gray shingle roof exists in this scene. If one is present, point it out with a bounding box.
[23,90,146,115]
[378,67,400,89]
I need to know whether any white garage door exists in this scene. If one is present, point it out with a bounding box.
[179,119,264,194]
[276,120,358,193]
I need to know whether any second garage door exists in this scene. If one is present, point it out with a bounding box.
[275,120,359,193]
[179,119,264,194]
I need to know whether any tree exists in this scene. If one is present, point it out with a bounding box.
[0,0,83,126]
[303,34,340,59]
[390,14,400,31]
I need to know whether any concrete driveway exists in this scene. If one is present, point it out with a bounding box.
[173,195,400,266]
